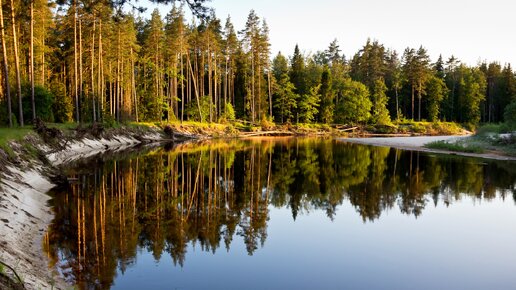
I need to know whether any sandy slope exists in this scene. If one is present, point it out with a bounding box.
[0,132,164,289]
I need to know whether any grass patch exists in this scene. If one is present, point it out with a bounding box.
[395,120,465,135]
[0,127,33,158]
[426,140,485,153]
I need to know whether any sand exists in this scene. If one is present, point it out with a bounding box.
[340,135,516,161]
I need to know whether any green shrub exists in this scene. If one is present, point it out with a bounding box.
[0,102,17,126]
[426,140,485,153]
[223,102,236,121]
[185,96,214,122]
[19,84,55,123]
[504,101,516,127]
[51,81,73,123]
[476,123,503,137]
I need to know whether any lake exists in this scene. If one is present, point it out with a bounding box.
[44,138,516,290]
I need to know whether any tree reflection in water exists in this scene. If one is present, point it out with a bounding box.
[43,138,516,289]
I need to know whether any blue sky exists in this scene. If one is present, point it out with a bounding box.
[143,0,516,66]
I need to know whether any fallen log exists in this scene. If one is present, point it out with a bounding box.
[239,131,295,137]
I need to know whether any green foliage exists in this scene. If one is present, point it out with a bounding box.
[0,127,32,159]
[504,101,516,126]
[272,52,289,81]
[0,102,17,126]
[475,123,509,136]
[335,79,372,124]
[426,75,448,121]
[319,67,334,124]
[426,140,485,154]
[273,74,298,123]
[458,66,486,125]
[260,114,275,130]
[51,82,73,123]
[6,4,513,128]
[298,85,321,123]
[186,96,214,122]
[290,45,306,96]
[20,84,55,123]
[370,79,391,125]
[222,102,236,121]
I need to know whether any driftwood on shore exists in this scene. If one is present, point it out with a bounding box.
[239,131,296,137]
[337,126,358,132]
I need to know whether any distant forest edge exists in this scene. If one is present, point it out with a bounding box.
[1,0,516,130]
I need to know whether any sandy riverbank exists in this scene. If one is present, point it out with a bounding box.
[0,131,166,289]
[340,135,516,161]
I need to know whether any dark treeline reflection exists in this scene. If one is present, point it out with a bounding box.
[44,138,516,289]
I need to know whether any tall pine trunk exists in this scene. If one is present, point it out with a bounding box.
[10,0,23,126]
[180,40,184,122]
[268,69,272,117]
[131,47,138,122]
[79,19,83,116]
[30,0,35,121]
[98,19,103,120]
[0,0,12,127]
[187,52,202,121]
[91,17,96,122]
[411,83,415,120]
[418,80,422,121]
[74,0,79,122]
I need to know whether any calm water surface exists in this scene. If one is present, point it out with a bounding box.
[44,138,516,290]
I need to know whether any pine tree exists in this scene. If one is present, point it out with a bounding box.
[142,9,165,121]
[371,79,390,125]
[415,46,431,121]
[299,85,320,123]
[290,44,305,96]
[385,50,402,120]
[272,52,288,81]
[444,56,460,121]
[319,67,334,123]
[241,10,262,122]
[223,16,238,119]
[273,74,297,123]
[426,75,448,121]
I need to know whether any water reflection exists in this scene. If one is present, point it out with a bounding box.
[44,138,516,289]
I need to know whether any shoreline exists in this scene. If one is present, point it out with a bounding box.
[339,135,516,161]
[0,130,169,290]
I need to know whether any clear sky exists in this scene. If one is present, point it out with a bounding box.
[144,0,515,66]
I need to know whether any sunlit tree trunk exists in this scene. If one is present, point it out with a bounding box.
[131,47,138,122]
[10,0,23,126]
[0,0,12,127]
[74,0,79,122]
[79,19,83,117]
[30,0,35,121]
[91,17,96,122]
[187,51,202,121]
[98,19,103,120]
[180,41,184,122]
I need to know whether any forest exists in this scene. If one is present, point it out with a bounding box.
[0,0,515,128]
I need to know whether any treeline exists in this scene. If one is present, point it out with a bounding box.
[0,0,515,128]
[273,40,516,127]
